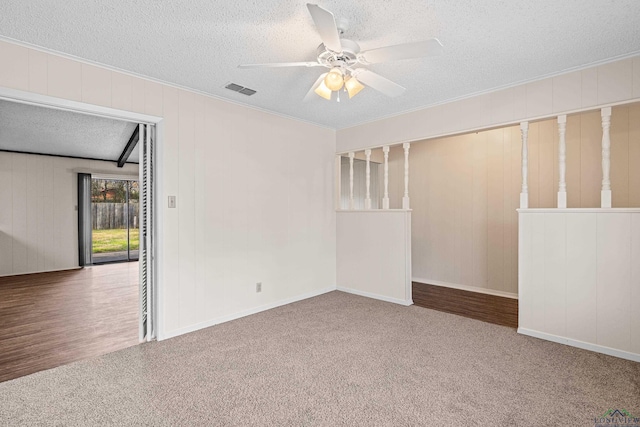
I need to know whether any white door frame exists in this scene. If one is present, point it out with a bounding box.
[0,86,165,341]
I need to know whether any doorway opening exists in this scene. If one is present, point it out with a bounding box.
[0,87,162,382]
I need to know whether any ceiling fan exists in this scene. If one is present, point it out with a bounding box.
[238,3,443,101]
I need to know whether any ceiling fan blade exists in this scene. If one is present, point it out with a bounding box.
[304,73,329,102]
[359,38,443,64]
[306,4,343,53]
[238,62,323,69]
[352,69,405,97]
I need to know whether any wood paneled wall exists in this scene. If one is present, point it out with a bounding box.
[337,211,412,305]
[519,210,640,360]
[0,151,138,276]
[388,104,640,296]
[337,57,640,153]
[0,40,337,339]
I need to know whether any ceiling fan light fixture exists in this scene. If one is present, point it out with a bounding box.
[345,76,365,98]
[314,81,332,100]
[324,68,344,91]
[241,4,438,102]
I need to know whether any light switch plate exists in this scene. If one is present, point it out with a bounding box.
[168,196,176,208]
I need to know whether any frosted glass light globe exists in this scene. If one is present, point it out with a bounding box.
[324,68,344,91]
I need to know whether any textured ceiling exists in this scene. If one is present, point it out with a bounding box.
[1,1,640,129]
[0,100,139,163]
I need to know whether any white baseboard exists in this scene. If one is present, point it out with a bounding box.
[336,286,413,306]
[518,327,640,363]
[413,277,518,300]
[159,286,336,341]
[0,266,82,278]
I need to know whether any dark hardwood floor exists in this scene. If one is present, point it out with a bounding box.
[412,282,518,328]
[0,262,139,383]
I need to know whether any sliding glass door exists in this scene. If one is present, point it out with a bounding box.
[91,178,139,263]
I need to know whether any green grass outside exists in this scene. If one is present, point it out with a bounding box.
[92,228,139,253]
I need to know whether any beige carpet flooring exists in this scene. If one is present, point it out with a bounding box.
[0,291,638,426]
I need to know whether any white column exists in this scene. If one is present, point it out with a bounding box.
[520,121,529,209]
[601,107,612,208]
[335,155,342,210]
[557,115,567,208]
[364,149,372,210]
[382,146,390,209]
[402,143,410,210]
[348,152,355,210]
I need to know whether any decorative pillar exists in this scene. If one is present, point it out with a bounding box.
[382,146,390,209]
[557,115,567,208]
[335,155,342,210]
[364,149,372,210]
[348,152,355,210]
[601,107,612,208]
[402,143,410,210]
[520,121,529,209]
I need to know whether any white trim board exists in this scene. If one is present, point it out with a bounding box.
[0,266,82,278]
[82,171,139,180]
[336,209,412,213]
[517,208,640,214]
[518,328,640,363]
[412,277,519,300]
[160,286,336,341]
[336,286,413,306]
[0,86,161,125]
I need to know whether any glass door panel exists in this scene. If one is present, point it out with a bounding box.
[91,178,139,264]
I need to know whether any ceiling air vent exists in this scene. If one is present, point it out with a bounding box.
[224,83,257,96]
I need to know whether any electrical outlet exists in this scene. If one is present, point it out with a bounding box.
[256,282,262,293]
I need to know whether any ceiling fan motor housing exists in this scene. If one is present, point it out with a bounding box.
[317,39,360,69]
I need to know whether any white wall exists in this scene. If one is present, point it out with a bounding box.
[518,209,640,362]
[0,151,138,276]
[336,56,640,152]
[383,105,640,297]
[336,211,412,306]
[0,40,337,340]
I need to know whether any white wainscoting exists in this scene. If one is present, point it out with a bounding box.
[337,210,412,306]
[518,208,640,362]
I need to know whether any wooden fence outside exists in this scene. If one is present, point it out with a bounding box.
[92,203,139,230]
